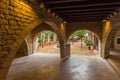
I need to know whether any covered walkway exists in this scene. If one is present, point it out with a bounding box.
[7,53,119,80]
[1,0,120,80]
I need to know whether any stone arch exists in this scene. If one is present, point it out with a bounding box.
[102,22,119,58]
[25,22,63,54]
[67,29,101,41]
[31,22,62,43]
[66,22,102,41]
[66,22,102,56]
[1,19,64,79]
[102,11,120,58]
[67,29,102,56]
[0,0,64,79]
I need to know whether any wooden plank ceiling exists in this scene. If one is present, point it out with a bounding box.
[37,0,120,22]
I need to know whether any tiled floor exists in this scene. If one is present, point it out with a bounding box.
[6,53,119,80]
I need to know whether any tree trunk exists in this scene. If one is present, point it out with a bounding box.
[80,36,83,48]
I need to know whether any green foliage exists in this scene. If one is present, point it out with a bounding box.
[48,31,54,37]
[70,30,87,39]
[38,35,43,43]
[75,30,87,37]
[69,35,74,40]
[84,39,93,46]
[37,30,55,43]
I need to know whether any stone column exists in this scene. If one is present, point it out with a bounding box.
[25,33,34,55]
[33,37,39,53]
[93,35,98,50]
[60,44,70,58]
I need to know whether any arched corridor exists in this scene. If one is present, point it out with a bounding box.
[0,0,120,80]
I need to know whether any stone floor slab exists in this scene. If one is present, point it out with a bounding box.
[6,53,119,80]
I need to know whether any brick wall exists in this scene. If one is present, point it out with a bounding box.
[102,9,120,58]
[16,40,28,58]
[0,0,64,79]
[0,0,119,79]
[0,0,40,79]
[114,30,120,51]
[101,21,112,58]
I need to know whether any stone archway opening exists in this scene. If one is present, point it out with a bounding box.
[68,30,101,56]
[33,30,60,55]
[7,23,62,79]
[23,22,64,56]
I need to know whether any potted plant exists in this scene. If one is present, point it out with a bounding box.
[84,39,93,50]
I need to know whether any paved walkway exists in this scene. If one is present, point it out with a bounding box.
[6,53,119,80]
[36,41,97,56]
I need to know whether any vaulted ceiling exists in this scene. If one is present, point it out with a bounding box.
[37,0,120,22]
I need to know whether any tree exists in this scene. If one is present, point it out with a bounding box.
[37,31,55,47]
[38,34,44,47]
[70,30,87,48]
[38,35,42,44]
[84,39,93,50]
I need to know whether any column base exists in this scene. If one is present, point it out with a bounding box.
[60,44,70,59]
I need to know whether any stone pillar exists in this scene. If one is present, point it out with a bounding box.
[60,44,70,58]
[93,35,98,50]
[25,33,34,55]
[99,41,102,57]
[33,37,39,53]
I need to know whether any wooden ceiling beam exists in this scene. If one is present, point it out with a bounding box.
[64,17,105,19]
[59,12,111,16]
[56,9,115,14]
[55,8,117,13]
[50,2,120,9]
[66,19,102,22]
[46,0,84,4]
[67,20,102,22]
[61,14,108,17]
[64,17,104,19]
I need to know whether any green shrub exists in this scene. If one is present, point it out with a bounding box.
[84,39,93,46]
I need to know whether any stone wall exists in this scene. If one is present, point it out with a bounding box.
[101,21,112,58]
[114,30,120,51]
[66,22,102,41]
[0,0,63,79]
[16,40,28,58]
[102,9,120,58]
[0,0,119,79]
[0,0,39,79]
